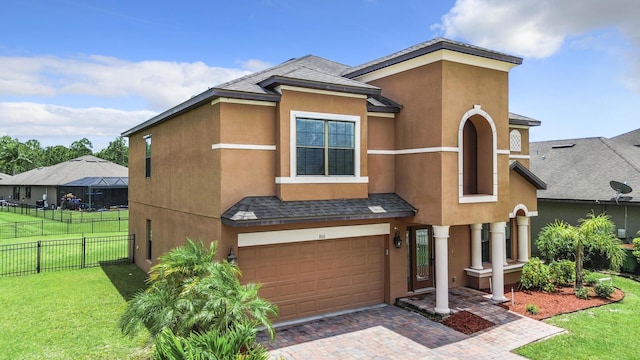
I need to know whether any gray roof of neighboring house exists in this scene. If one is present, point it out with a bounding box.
[0,172,11,181]
[1,155,128,186]
[221,193,416,227]
[63,176,128,188]
[611,128,640,146]
[531,134,640,203]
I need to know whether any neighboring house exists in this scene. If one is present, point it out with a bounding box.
[123,38,545,322]
[0,155,128,209]
[531,128,640,249]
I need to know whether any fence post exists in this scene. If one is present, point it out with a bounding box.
[67,219,70,234]
[131,234,135,263]
[37,241,41,273]
[81,235,86,269]
[91,219,94,233]
[14,222,17,238]
[41,219,44,236]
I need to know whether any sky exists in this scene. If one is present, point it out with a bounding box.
[1,0,639,151]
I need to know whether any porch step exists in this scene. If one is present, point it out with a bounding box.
[395,296,454,320]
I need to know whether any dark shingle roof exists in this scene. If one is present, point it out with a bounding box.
[509,112,541,127]
[531,135,640,202]
[222,193,416,227]
[342,37,523,79]
[510,161,547,190]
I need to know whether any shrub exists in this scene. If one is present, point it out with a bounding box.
[536,220,576,262]
[574,287,590,300]
[594,282,615,298]
[583,271,600,286]
[633,235,640,264]
[520,257,552,290]
[543,283,557,293]
[549,259,576,286]
[525,304,539,315]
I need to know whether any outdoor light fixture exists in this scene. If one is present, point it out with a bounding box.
[227,246,237,265]
[393,231,403,249]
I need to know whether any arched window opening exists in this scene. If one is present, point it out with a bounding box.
[510,129,522,152]
[462,115,493,195]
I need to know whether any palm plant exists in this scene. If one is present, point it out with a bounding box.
[153,322,270,360]
[536,212,624,290]
[119,239,277,340]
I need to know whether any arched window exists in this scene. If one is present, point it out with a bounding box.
[510,129,522,152]
[458,105,497,203]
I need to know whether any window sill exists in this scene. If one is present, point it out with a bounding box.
[459,194,497,203]
[275,176,369,184]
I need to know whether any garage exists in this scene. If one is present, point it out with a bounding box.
[238,235,385,322]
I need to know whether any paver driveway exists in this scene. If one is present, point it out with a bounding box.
[258,289,564,359]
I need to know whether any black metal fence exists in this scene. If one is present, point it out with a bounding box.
[0,218,128,239]
[1,203,128,223]
[0,234,134,277]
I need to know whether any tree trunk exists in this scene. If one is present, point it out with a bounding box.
[575,243,584,289]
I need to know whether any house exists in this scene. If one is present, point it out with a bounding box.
[530,128,640,250]
[0,155,128,209]
[122,38,545,322]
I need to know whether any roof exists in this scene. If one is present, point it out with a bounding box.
[610,128,640,146]
[509,112,541,127]
[63,176,128,187]
[221,193,416,227]
[342,37,523,79]
[123,38,522,137]
[510,161,547,190]
[531,133,640,203]
[0,172,11,181]
[0,155,128,186]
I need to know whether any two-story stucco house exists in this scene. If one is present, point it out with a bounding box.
[122,38,545,322]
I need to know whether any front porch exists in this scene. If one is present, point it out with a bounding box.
[396,287,517,324]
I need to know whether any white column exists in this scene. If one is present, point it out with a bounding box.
[490,221,506,302]
[470,224,483,270]
[433,225,450,315]
[517,216,530,262]
[504,225,509,266]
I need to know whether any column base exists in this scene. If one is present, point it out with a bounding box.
[434,307,451,315]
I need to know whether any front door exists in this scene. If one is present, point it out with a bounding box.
[408,227,434,290]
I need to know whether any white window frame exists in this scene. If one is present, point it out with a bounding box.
[279,110,367,184]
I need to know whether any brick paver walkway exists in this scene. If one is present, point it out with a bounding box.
[259,287,564,359]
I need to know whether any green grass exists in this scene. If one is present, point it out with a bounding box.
[516,274,640,359]
[0,264,151,359]
[0,211,128,239]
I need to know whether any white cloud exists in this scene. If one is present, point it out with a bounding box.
[436,0,640,59]
[0,54,272,111]
[0,54,273,150]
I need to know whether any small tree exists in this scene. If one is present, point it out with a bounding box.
[632,231,640,264]
[119,239,277,340]
[536,212,624,290]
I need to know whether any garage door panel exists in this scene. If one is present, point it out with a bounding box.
[239,235,384,322]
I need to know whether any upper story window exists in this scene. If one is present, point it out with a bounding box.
[296,118,355,175]
[144,135,152,178]
[288,110,362,182]
[458,105,497,203]
[509,129,522,152]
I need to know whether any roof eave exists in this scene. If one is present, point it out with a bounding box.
[510,161,547,190]
[344,39,523,79]
[222,210,416,227]
[121,89,281,137]
[259,75,381,96]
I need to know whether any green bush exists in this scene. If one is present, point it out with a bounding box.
[583,271,600,286]
[525,303,539,315]
[536,220,576,262]
[574,287,590,300]
[520,257,552,290]
[549,259,576,286]
[633,235,640,264]
[543,283,557,293]
[594,282,615,298]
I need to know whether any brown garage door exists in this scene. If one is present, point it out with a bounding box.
[238,236,384,322]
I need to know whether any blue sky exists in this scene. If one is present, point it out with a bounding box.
[1,0,639,151]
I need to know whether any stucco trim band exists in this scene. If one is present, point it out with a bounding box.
[238,223,390,247]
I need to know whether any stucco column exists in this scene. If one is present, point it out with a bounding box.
[433,225,450,315]
[490,221,507,302]
[517,216,530,262]
[470,224,483,270]
[504,231,509,266]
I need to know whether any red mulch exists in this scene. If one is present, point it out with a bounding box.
[500,285,624,320]
[442,284,624,334]
[442,310,495,334]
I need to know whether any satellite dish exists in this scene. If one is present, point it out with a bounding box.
[610,180,633,204]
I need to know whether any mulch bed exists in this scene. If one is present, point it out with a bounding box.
[441,310,495,334]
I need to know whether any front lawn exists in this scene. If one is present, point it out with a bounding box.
[516,274,640,359]
[0,264,150,359]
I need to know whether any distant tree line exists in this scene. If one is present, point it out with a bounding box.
[0,136,128,175]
